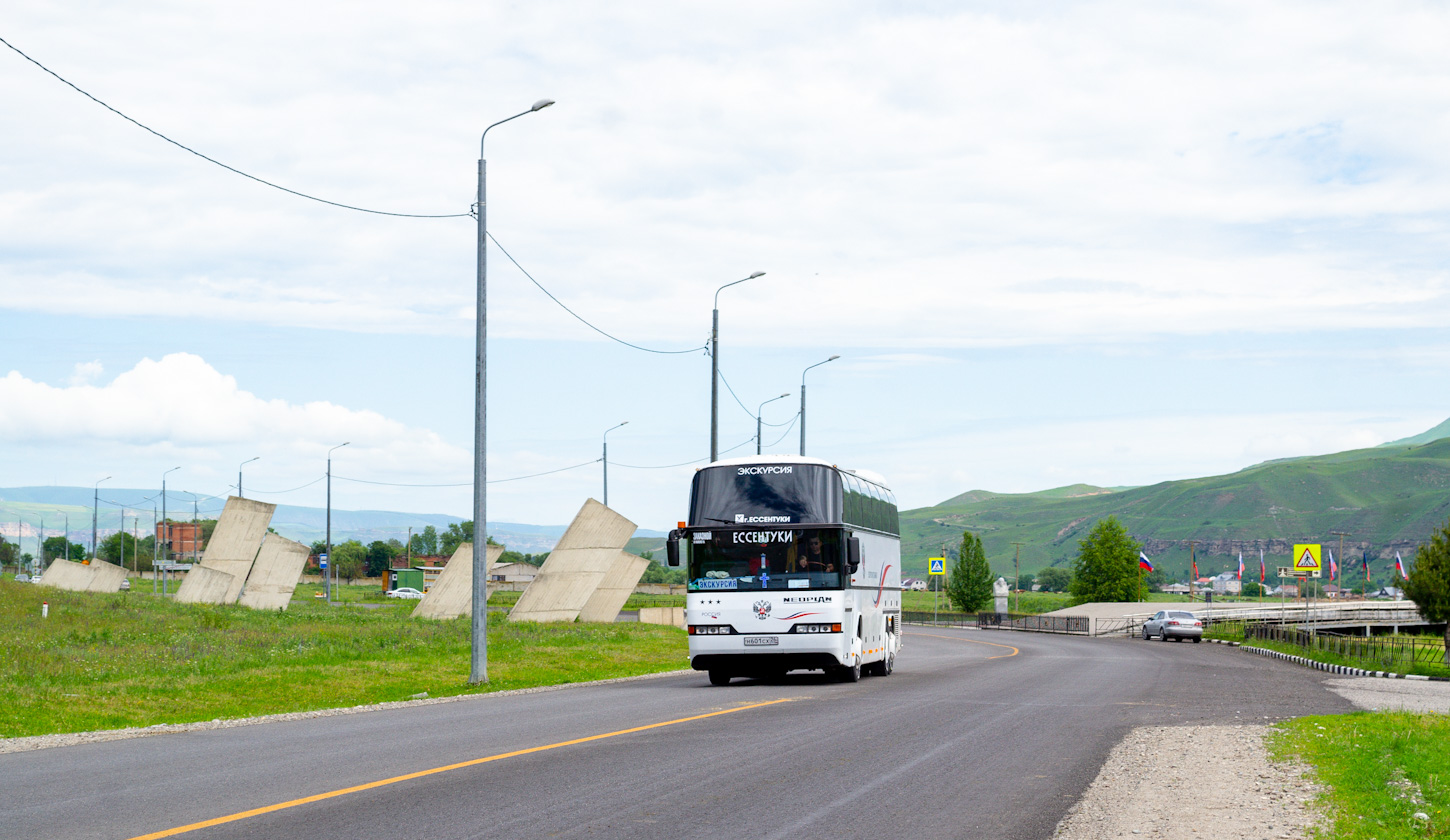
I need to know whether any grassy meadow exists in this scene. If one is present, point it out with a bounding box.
[0,577,687,739]
[1271,712,1450,839]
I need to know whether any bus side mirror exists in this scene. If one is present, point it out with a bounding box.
[665,530,682,568]
[847,537,861,574]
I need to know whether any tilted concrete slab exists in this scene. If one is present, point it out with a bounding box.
[411,543,505,620]
[36,559,128,593]
[175,496,274,605]
[509,499,637,623]
[578,551,651,624]
[173,565,237,605]
[237,534,311,611]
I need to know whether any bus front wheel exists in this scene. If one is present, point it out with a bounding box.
[708,670,732,686]
[838,661,861,683]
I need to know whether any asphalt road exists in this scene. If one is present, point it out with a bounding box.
[3,629,1357,840]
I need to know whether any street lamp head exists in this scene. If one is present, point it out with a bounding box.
[779,392,791,398]
[747,271,765,279]
[530,99,556,111]
[828,354,840,361]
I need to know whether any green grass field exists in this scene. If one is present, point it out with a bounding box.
[0,578,687,739]
[1271,712,1450,839]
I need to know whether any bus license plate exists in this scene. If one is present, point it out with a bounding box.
[744,636,779,646]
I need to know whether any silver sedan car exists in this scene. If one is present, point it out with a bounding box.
[1142,610,1203,642]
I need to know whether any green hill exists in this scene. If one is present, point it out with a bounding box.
[900,435,1450,588]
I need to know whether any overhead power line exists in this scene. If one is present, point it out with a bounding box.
[0,35,469,219]
[488,232,705,355]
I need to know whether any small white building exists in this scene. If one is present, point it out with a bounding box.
[490,562,541,583]
[902,577,928,591]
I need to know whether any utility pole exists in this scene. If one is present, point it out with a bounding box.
[1012,542,1024,615]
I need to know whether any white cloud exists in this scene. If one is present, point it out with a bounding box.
[2,1,1448,348]
[68,360,102,386]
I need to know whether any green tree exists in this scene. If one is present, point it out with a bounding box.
[1036,567,1071,592]
[1068,517,1142,604]
[1402,517,1450,662]
[409,525,440,557]
[441,521,475,556]
[97,531,146,568]
[365,541,397,577]
[1016,572,1035,592]
[946,531,994,613]
[333,540,368,584]
[0,538,19,570]
[1241,581,1265,597]
[43,536,88,561]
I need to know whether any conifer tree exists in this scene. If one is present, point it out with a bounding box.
[946,530,994,612]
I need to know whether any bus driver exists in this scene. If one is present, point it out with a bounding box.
[795,533,835,573]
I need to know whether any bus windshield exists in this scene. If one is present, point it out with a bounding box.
[688,528,843,592]
[689,464,840,527]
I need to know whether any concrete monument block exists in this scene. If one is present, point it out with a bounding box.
[412,542,506,620]
[173,565,237,605]
[174,496,274,605]
[237,534,311,611]
[578,551,652,624]
[36,558,128,593]
[508,499,637,623]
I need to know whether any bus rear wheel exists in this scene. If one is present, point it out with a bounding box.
[708,670,732,686]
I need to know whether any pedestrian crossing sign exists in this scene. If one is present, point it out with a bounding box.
[1292,544,1321,575]
[928,557,945,575]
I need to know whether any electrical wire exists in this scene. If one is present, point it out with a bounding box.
[487,232,706,355]
[0,35,469,219]
[763,413,801,448]
[335,458,600,487]
[240,476,326,495]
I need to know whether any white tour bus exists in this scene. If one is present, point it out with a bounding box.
[665,456,902,685]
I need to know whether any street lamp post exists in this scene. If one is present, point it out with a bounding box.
[473,98,554,686]
[711,272,766,462]
[602,421,628,507]
[160,467,180,568]
[326,442,349,603]
[237,457,260,499]
[799,355,840,456]
[92,476,111,560]
[756,393,791,455]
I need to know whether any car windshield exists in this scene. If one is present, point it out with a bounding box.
[687,528,842,592]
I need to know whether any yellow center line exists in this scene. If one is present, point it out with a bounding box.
[909,631,1020,659]
[127,698,795,840]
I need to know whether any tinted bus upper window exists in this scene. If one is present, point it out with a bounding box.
[690,464,841,527]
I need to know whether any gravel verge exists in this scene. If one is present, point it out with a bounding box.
[1052,725,1323,840]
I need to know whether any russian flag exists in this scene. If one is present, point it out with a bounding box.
[1237,553,1244,580]
[1329,549,1338,582]
[1396,551,1407,579]
[1138,551,1154,572]
[1259,549,1266,583]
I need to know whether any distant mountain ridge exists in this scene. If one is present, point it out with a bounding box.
[900,418,1450,585]
[0,487,664,554]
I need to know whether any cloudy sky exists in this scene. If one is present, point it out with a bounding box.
[3,1,1448,532]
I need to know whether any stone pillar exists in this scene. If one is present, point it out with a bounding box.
[993,577,1010,615]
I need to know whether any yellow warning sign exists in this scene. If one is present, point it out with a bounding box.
[1292,544,1322,574]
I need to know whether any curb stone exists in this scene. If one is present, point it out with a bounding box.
[1239,645,1450,682]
